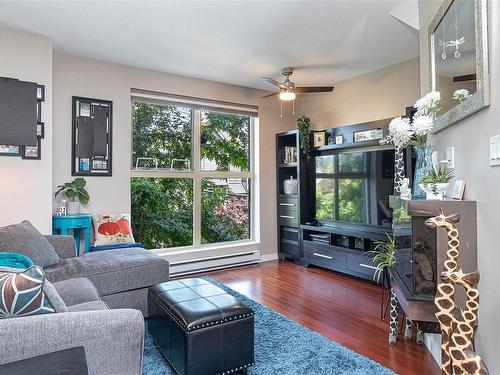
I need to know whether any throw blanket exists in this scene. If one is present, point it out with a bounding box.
[89,242,144,252]
[0,253,34,269]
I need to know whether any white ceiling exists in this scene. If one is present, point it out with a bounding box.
[0,1,419,90]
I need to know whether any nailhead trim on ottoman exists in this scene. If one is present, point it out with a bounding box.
[148,278,255,375]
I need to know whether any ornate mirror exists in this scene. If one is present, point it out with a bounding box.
[429,0,489,133]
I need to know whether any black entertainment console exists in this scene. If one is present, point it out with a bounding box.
[276,118,412,282]
[301,223,390,280]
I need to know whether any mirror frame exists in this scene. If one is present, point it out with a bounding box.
[429,0,489,134]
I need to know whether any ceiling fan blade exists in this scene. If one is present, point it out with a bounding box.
[295,86,334,93]
[261,92,279,98]
[261,77,288,90]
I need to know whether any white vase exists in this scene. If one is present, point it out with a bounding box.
[419,183,449,200]
[283,176,298,195]
[67,201,81,215]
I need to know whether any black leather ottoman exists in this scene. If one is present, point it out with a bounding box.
[148,278,255,375]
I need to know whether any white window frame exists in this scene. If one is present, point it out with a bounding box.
[130,92,258,254]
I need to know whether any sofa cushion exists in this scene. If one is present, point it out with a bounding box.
[0,252,34,269]
[0,266,55,318]
[43,279,69,313]
[52,277,100,307]
[0,221,60,268]
[92,213,135,247]
[45,248,169,297]
[68,300,109,312]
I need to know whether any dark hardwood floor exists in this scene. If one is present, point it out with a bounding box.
[206,260,440,375]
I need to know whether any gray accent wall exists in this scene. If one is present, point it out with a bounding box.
[420,0,500,372]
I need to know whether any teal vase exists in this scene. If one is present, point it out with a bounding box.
[412,145,434,200]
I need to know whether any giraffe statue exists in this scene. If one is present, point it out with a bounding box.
[440,268,489,375]
[424,209,461,375]
[388,287,399,345]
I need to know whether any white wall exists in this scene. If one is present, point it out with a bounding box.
[420,0,500,372]
[52,53,295,256]
[0,29,53,233]
[295,58,420,130]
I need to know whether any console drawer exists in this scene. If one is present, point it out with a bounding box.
[279,212,298,227]
[303,241,346,269]
[279,195,298,206]
[346,253,376,278]
[280,240,299,257]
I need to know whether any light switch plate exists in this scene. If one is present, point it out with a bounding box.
[445,147,455,168]
[490,136,500,166]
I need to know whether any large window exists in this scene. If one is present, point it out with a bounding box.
[131,97,254,250]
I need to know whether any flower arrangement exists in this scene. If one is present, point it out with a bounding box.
[381,91,441,149]
[453,89,470,102]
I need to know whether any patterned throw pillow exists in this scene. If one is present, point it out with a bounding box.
[92,213,135,247]
[0,266,55,318]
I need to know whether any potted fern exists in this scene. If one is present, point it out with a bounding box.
[419,167,453,200]
[366,233,396,283]
[55,177,90,214]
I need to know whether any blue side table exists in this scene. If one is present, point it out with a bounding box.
[52,214,92,256]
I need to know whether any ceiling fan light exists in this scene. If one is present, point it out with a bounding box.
[279,90,296,101]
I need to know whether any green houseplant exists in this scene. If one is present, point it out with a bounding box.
[420,166,453,199]
[296,116,311,159]
[366,233,396,283]
[55,177,90,214]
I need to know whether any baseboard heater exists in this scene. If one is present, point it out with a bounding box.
[168,250,260,277]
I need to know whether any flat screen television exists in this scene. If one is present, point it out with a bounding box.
[314,148,395,228]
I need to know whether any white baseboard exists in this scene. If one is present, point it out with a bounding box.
[260,252,279,263]
[424,333,441,365]
[168,250,260,276]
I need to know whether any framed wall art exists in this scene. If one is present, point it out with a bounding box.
[0,78,44,160]
[72,96,112,176]
[0,145,21,157]
[313,131,326,148]
[22,138,41,160]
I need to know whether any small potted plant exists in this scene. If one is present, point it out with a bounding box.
[366,233,396,283]
[55,177,90,214]
[419,167,453,200]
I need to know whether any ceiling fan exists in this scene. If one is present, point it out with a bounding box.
[262,67,334,116]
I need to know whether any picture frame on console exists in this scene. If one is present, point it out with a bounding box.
[452,180,466,200]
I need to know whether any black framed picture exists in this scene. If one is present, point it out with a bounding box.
[37,122,45,138]
[79,158,90,172]
[22,138,41,160]
[79,101,91,117]
[0,145,21,157]
[36,85,45,101]
[72,96,112,176]
[92,158,108,170]
[36,101,41,122]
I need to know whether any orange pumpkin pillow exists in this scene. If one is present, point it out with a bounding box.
[92,213,135,247]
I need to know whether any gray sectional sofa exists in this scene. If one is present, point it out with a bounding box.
[44,235,169,316]
[0,227,169,375]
